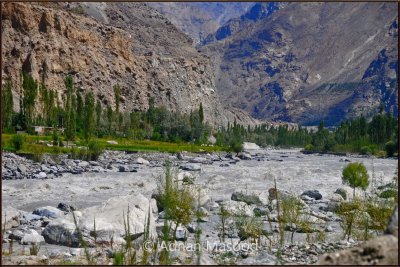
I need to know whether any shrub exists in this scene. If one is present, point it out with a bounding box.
[376,150,386,158]
[379,189,397,199]
[87,140,103,161]
[11,134,24,151]
[304,144,314,151]
[342,162,369,198]
[360,146,371,155]
[385,141,396,157]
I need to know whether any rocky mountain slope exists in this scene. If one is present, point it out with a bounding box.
[147,2,254,44]
[200,2,398,125]
[1,2,259,127]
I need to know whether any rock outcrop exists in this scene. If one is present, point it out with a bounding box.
[1,2,259,127]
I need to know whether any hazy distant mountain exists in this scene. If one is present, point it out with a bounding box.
[200,2,398,125]
[147,2,254,44]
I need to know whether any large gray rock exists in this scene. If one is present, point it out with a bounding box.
[222,200,253,217]
[174,225,188,241]
[136,157,150,165]
[33,206,64,219]
[21,229,45,245]
[78,194,157,245]
[301,190,322,200]
[2,206,21,229]
[334,188,347,200]
[78,161,89,168]
[242,142,261,150]
[231,192,262,205]
[42,213,81,247]
[179,163,201,171]
[189,157,207,163]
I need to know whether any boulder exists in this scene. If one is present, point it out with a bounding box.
[118,165,128,172]
[175,225,188,241]
[17,165,27,173]
[33,206,64,219]
[42,214,81,247]
[9,229,24,241]
[238,152,252,160]
[231,192,262,205]
[334,188,347,200]
[35,172,47,179]
[57,203,76,213]
[2,206,21,229]
[179,163,201,171]
[301,190,322,200]
[78,161,89,168]
[243,142,261,150]
[385,205,398,236]
[318,235,398,265]
[136,157,150,165]
[222,200,253,217]
[21,229,45,245]
[107,140,118,145]
[189,157,207,163]
[78,194,157,245]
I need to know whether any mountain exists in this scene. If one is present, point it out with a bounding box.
[1,2,259,127]
[147,2,254,44]
[200,2,398,125]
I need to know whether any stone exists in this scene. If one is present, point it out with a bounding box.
[385,205,398,236]
[118,165,128,172]
[179,163,201,171]
[21,229,45,245]
[318,235,398,265]
[175,225,187,241]
[35,172,47,179]
[301,190,322,200]
[57,203,76,212]
[222,200,253,217]
[238,152,252,160]
[33,206,64,218]
[334,188,347,200]
[2,206,21,229]
[189,157,207,163]
[231,191,262,205]
[17,165,27,173]
[107,140,118,145]
[41,165,51,173]
[78,161,89,168]
[253,207,269,217]
[136,157,150,165]
[243,142,261,150]
[9,230,24,241]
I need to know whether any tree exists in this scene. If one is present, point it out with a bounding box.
[1,79,14,132]
[21,72,38,131]
[76,91,84,132]
[342,162,370,197]
[107,106,113,135]
[114,85,121,115]
[95,100,102,134]
[64,76,76,140]
[199,102,204,124]
[83,92,95,141]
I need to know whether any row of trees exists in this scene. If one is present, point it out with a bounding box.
[2,73,210,144]
[1,72,398,155]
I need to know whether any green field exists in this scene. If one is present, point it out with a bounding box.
[1,134,227,155]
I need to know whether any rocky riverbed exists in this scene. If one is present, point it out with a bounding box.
[2,148,397,265]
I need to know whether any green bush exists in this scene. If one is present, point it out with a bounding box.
[304,144,314,151]
[376,150,386,158]
[342,162,369,198]
[385,141,396,157]
[379,189,397,199]
[11,134,25,151]
[87,140,103,161]
[360,146,371,155]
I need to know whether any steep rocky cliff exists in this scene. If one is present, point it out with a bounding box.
[200,2,398,125]
[1,2,259,127]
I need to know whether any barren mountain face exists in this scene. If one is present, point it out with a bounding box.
[199,2,398,125]
[1,2,259,127]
